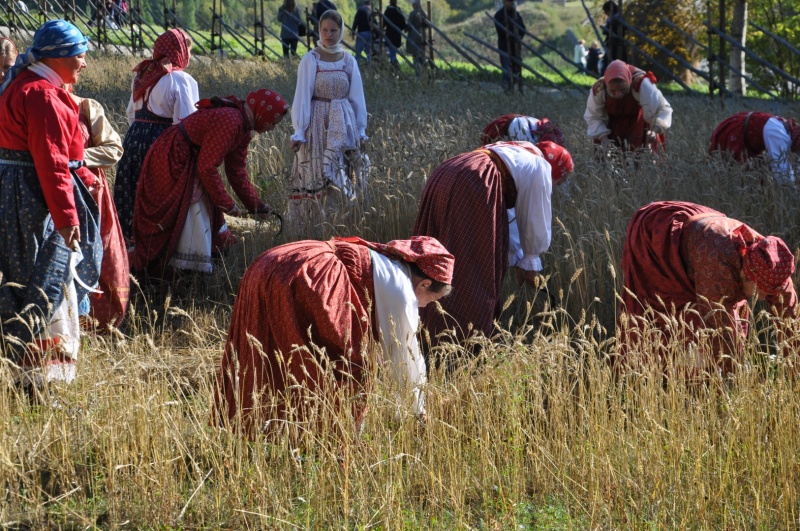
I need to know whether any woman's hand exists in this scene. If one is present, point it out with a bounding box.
[359,138,366,151]
[58,225,80,250]
[225,204,245,218]
[291,139,303,153]
[254,202,278,220]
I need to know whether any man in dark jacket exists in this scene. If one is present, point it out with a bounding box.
[383,0,407,67]
[352,0,373,62]
[493,0,525,92]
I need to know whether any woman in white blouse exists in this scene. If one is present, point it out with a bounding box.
[215,236,453,437]
[288,9,368,240]
[113,29,200,242]
[413,141,573,348]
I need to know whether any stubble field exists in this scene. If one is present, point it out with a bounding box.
[2,54,800,529]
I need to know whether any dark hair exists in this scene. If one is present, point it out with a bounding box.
[409,262,452,296]
[602,1,618,14]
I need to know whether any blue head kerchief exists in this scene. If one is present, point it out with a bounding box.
[0,20,89,96]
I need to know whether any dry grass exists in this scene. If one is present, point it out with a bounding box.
[2,53,800,529]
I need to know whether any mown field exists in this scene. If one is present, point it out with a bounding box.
[1,53,800,529]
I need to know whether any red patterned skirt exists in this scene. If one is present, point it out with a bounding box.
[88,169,130,329]
[215,240,376,437]
[618,201,743,372]
[413,150,514,346]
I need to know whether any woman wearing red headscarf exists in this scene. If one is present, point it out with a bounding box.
[130,89,288,277]
[584,59,672,153]
[114,29,198,242]
[619,201,798,376]
[413,141,573,348]
[215,236,454,437]
[709,112,800,185]
[480,114,565,146]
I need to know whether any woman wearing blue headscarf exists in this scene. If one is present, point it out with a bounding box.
[0,20,102,386]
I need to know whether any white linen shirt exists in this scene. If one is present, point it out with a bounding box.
[763,117,795,184]
[584,77,673,139]
[126,70,200,125]
[291,51,368,142]
[487,142,553,272]
[370,251,427,416]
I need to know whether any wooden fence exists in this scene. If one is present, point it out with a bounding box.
[1,0,797,100]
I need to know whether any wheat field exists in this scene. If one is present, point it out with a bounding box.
[1,53,800,529]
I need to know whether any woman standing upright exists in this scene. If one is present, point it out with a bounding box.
[289,9,368,240]
[278,0,307,58]
[0,21,102,384]
[113,29,198,242]
[0,37,18,83]
[68,85,129,330]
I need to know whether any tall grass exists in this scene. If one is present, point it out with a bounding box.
[1,53,799,528]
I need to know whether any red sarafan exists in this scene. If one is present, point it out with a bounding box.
[619,200,798,376]
[215,237,453,439]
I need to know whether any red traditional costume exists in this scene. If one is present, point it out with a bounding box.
[620,201,797,374]
[480,114,565,146]
[75,97,130,329]
[0,21,102,384]
[584,60,672,152]
[413,141,572,347]
[215,236,454,437]
[130,91,287,275]
[709,112,800,184]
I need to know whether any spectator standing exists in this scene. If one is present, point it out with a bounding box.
[493,0,526,93]
[278,0,307,58]
[352,0,373,63]
[585,40,602,77]
[383,0,407,68]
[573,38,587,73]
[406,0,427,76]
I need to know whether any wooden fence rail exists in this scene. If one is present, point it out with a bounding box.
[0,1,797,101]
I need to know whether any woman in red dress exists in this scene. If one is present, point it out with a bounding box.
[584,60,672,153]
[709,111,800,185]
[130,89,288,277]
[619,201,797,375]
[215,236,454,437]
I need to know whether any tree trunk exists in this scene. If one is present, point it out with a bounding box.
[729,0,747,94]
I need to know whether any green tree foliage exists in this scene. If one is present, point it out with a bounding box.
[747,0,799,97]
[619,0,705,82]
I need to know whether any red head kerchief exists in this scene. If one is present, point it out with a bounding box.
[480,114,519,144]
[246,89,289,131]
[536,118,565,146]
[338,236,455,284]
[537,141,574,185]
[132,29,191,102]
[781,118,800,153]
[741,236,795,295]
[604,59,633,86]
